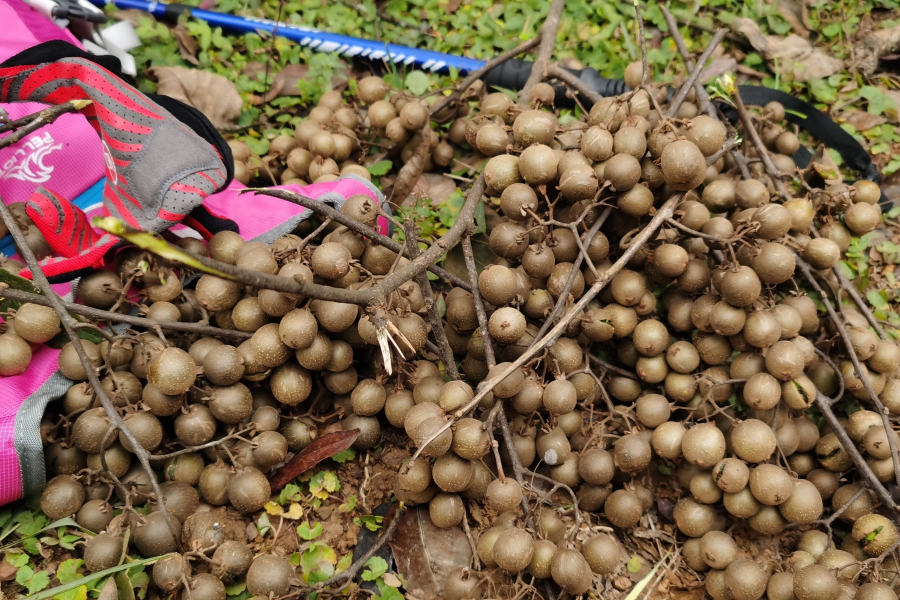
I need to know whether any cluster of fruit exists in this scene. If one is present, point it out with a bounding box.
[6,61,896,600]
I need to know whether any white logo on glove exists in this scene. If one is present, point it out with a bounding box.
[0,132,62,184]
[101,140,118,186]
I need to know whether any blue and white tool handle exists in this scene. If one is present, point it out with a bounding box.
[83,0,629,102]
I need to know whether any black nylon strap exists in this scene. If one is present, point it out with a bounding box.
[732,85,890,208]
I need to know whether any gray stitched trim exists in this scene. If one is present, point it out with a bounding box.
[340,174,386,203]
[14,371,73,496]
[14,322,126,497]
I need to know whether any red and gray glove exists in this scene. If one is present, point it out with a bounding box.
[0,41,236,281]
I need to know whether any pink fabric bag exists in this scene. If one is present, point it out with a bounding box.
[0,1,388,505]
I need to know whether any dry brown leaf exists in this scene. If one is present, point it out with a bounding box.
[0,556,18,581]
[172,23,200,66]
[388,506,472,600]
[802,144,842,186]
[732,18,843,82]
[855,24,900,76]
[843,110,888,131]
[776,0,810,38]
[699,57,738,84]
[241,61,267,79]
[443,231,496,281]
[112,9,148,27]
[269,430,359,490]
[390,131,432,206]
[97,576,119,600]
[254,64,309,105]
[399,172,457,207]
[149,66,242,128]
[442,0,462,13]
[254,61,351,105]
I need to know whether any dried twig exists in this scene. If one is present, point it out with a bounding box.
[518,0,567,105]
[150,427,254,460]
[0,101,86,148]
[431,37,542,118]
[660,7,752,178]
[404,220,460,380]
[814,485,866,537]
[731,87,791,200]
[705,136,738,166]
[812,346,845,405]
[810,226,887,340]
[632,0,650,88]
[531,207,610,346]
[409,194,682,462]
[795,252,900,500]
[251,188,470,291]
[134,181,482,308]
[588,354,640,381]
[0,286,250,341]
[543,65,602,105]
[461,234,496,369]
[816,392,897,511]
[389,124,432,206]
[660,7,711,115]
[666,29,728,118]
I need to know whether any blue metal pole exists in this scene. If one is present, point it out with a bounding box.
[86,0,486,73]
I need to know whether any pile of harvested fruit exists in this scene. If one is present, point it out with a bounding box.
[2,6,900,600]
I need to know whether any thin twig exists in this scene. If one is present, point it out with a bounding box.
[809,226,887,339]
[496,410,533,525]
[235,183,482,307]
[431,36,542,118]
[661,7,751,178]
[543,65,602,105]
[459,508,481,571]
[633,0,650,88]
[660,6,711,115]
[404,220,460,379]
[814,485,866,536]
[461,234,496,369]
[0,286,250,341]
[523,469,581,535]
[295,218,332,253]
[732,87,791,200]
[0,101,84,147]
[705,137,738,166]
[666,29,729,118]
[816,392,897,511]
[795,252,900,500]
[249,188,471,291]
[531,207,610,346]
[518,0,567,105]
[151,427,254,460]
[588,355,640,380]
[812,346,845,405]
